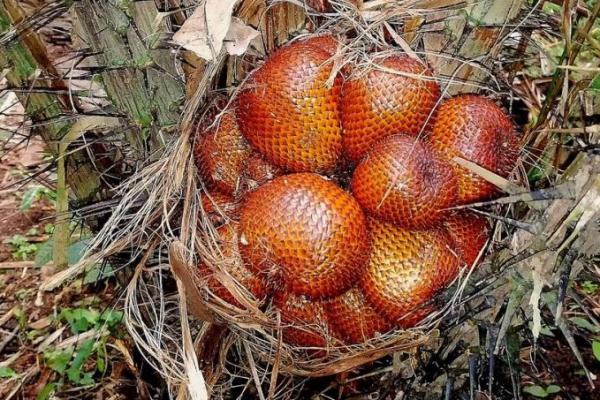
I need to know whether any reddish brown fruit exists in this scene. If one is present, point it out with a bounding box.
[428,95,519,204]
[361,219,460,326]
[341,54,440,163]
[351,134,457,228]
[200,190,238,225]
[273,291,329,348]
[236,35,343,173]
[443,211,490,268]
[194,112,252,196]
[198,223,268,308]
[238,173,370,299]
[325,288,394,344]
[241,152,283,193]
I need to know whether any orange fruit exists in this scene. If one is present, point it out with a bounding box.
[351,134,457,228]
[199,190,238,225]
[360,219,459,326]
[240,152,283,193]
[443,211,490,268]
[197,223,268,308]
[238,173,370,299]
[194,111,251,197]
[427,94,519,204]
[325,288,394,344]
[341,54,440,163]
[273,290,329,348]
[236,35,343,173]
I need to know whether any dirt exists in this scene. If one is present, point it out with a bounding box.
[0,149,142,398]
[0,139,53,262]
[0,257,141,399]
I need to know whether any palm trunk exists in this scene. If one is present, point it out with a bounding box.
[0,0,102,201]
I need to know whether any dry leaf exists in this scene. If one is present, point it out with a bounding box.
[169,242,216,323]
[529,268,545,340]
[224,17,260,56]
[578,211,600,256]
[173,0,239,61]
[453,157,526,195]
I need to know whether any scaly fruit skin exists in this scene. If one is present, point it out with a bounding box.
[198,223,268,308]
[341,54,440,163]
[238,173,370,299]
[240,152,283,194]
[443,211,489,268]
[351,134,457,228]
[361,219,459,326]
[273,290,329,348]
[200,190,239,225]
[236,35,343,173]
[325,287,394,344]
[428,94,519,204]
[194,112,252,196]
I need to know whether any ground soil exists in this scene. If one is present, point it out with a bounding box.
[0,139,53,262]
[0,135,143,399]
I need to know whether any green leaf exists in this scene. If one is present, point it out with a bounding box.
[96,351,106,374]
[76,371,94,386]
[100,309,123,330]
[591,74,600,90]
[546,385,561,394]
[10,234,30,245]
[20,186,55,211]
[0,366,18,378]
[580,280,599,295]
[528,165,544,184]
[60,308,100,333]
[44,224,54,234]
[20,189,36,210]
[523,385,549,397]
[523,384,561,398]
[27,329,43,341]
[66,339,95,385]
[593,341,600,361]
[35,237,91,268]
[96,336,107,374]
[83,263,114,284]
[44,347,73,374]
[542,2,562,14]
[569,317,600,333]
[16,243,38,260]
[35,240,53,267]
[67,238,90,265]
[13,307,27,328]
[36,383,59,400]
[4,234,38,260]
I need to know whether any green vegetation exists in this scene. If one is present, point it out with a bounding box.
[37,308,123,398]
[4,234,39,260]
[523,384,561,398]
[20,186,56,211]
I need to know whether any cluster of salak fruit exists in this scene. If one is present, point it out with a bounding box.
[194,34,520,347]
